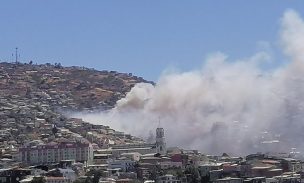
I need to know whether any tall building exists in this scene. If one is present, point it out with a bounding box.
[156,127,166,155]
[18,140,93,165]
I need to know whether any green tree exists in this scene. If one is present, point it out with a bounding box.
[85,170,102,183]
[185,165,201,183]
[52,125,58,135]
[31,177,45,183]
[92,171,102,183]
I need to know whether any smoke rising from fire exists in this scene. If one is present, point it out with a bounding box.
[72,10,304,155]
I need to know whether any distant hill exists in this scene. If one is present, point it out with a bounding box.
[0,62,153,111]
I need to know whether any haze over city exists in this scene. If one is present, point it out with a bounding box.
[1,1,304,183]
[73,9,304,155]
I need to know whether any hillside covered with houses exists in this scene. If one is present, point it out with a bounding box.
[0,62,153,111]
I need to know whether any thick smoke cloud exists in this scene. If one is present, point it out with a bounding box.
[72,10,304,155]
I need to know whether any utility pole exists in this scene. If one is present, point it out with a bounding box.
[15,47,18,63]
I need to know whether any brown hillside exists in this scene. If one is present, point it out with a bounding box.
[0,62,153,111]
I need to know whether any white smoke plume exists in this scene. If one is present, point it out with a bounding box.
[72,9,304,155]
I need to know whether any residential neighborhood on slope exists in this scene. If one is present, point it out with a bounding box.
[1,118,304,183]
[0,62,303,183]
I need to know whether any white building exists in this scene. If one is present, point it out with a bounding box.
[30,168,47,176]
[45,176,70,183]
[58,168,77,182]
[198,163,222,176]
[159,161,183,170]
[156,127,166,155]
[102,145,156,158]
[121,152,141,161]
[35,118,45,128]
[214,177,243,183]
[156,174,180,183]
[18,141,93,165]
[108,159,136,172]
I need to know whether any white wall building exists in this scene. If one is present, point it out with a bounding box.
[159,161,183,170]
[45,176,70,183]
[18,141,93,165]
[30,168,47,176]
[58,168,77,182]
[108,159,136,172]
[121,152,141,161]
[156,174,180,183]
[214,177,243,183]
[109,147,156,158]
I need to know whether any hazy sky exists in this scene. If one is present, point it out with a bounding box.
[0,1,303,81]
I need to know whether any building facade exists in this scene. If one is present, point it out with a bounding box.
[156,127,166,155]
[156,174,180,183]
[18,141,93,165]
[109,159,136,172]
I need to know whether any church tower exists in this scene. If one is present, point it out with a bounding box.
[156,126,166,155]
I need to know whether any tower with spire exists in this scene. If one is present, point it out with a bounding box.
[155,119,166,155]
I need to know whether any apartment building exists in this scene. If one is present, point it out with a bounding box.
[18,140,93,165]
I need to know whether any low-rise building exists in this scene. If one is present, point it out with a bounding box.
[109,159,136,172]
[159,161,183,170]
[45,176,70,183]
[156,174,180,183]
[214,177,243,183]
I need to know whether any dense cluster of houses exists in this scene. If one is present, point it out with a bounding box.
[1,118,304,183]
[0,62,303,182]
